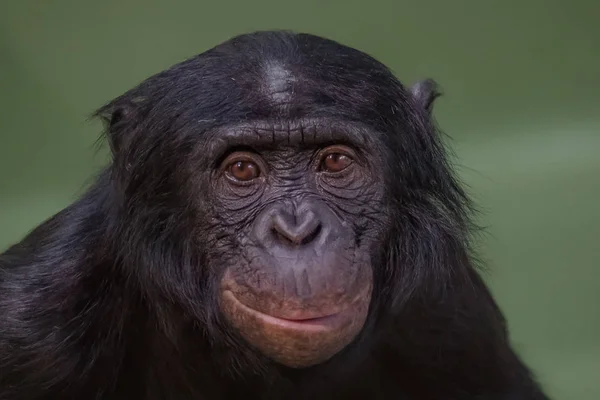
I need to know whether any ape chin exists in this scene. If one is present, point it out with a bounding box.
[0,31,550,399]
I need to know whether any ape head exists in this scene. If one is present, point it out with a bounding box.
[95,31,467,371]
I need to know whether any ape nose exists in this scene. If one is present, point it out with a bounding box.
[271,208,322,246]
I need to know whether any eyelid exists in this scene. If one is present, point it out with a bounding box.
[315,145,357,171]
[220,151,266,172]
[214,145,259,169]
[320,145,357,158]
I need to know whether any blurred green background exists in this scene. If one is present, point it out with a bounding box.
[1,1,599,398]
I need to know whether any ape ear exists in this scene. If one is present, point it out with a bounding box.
[94,96,146,155]
[410,79,442,115]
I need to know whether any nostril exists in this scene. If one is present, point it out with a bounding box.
[299,222,321,245]
[271,227,289,244]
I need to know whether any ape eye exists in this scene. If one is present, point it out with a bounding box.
[220,151,266,185]
[320,151,354,173]
[227,160,260,182]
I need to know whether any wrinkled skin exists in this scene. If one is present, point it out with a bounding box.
[215,138,378,367]
[0,31,550,399]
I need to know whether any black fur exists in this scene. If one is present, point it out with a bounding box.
[0,31,549,399]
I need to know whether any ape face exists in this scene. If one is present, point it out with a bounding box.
[207,122,387,368]
[97,31,434,370]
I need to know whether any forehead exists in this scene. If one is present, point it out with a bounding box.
[129,32,414,165]
[170,32,408,128]
[261,62,296,107]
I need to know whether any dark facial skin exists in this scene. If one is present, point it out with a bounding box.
[213,129,381,367]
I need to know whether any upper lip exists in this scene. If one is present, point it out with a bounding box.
[273,313,340,323]
[222,290,344,329]
[255,305,345,321]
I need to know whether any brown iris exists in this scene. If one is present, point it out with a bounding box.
[322,153,353,173]
[228,160,260,181]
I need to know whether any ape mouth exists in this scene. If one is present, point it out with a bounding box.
[220,284,371,368]
[219,263,373,368]
[222,290,345,333]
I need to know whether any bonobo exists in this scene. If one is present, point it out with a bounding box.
[0,31,549,399]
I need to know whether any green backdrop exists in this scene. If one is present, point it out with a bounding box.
[1,1,599,398]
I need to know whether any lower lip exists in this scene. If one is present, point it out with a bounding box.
[223,291,343,333]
